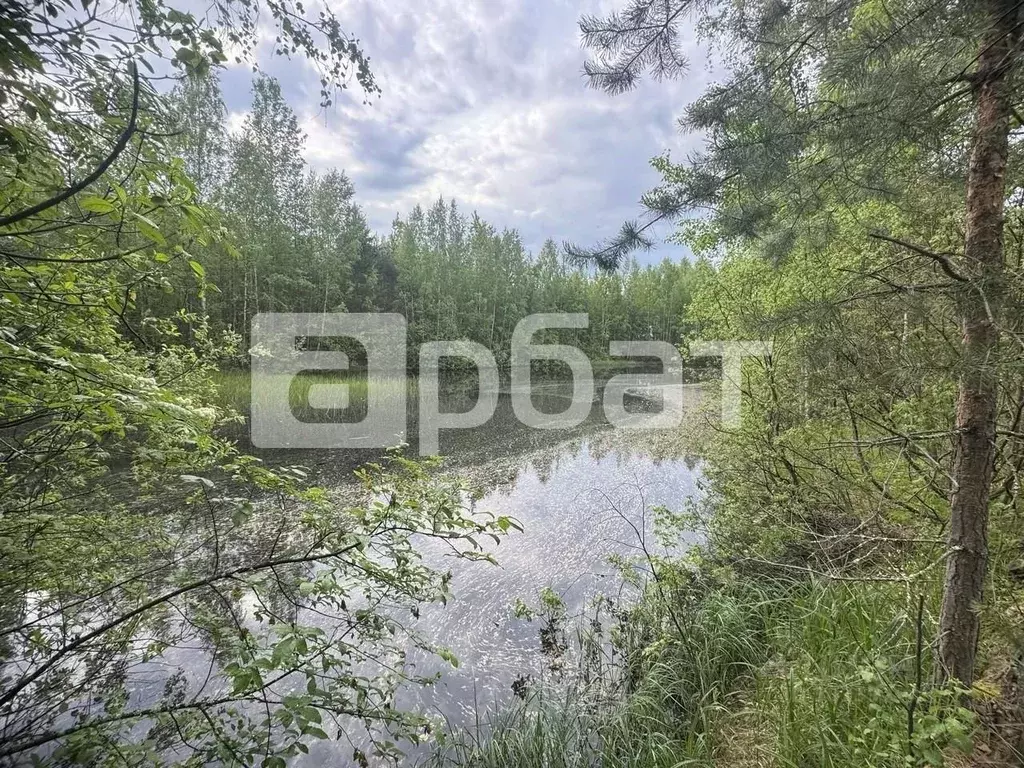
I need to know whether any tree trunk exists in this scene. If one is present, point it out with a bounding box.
[938,0,1019,686]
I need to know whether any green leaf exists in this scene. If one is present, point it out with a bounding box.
[79,195,116,214]
[130,211,166,245]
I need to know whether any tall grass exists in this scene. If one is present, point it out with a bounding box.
[762,583,974,767]
[210,369,416,419]
[210,368,251,412]
[424,576,975,768]
[425,579,773,768]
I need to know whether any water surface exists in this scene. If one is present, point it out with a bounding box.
[220,373,708,762]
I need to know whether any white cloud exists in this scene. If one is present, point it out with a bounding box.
[225,109,249,136]
[242,0,718,257]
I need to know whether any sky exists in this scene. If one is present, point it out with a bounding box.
[217,0,720,262]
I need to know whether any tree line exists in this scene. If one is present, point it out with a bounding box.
[147,72,704,364]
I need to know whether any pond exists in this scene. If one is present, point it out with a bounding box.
[212,369,709,763]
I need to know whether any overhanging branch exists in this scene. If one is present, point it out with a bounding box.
[0,63,141,230]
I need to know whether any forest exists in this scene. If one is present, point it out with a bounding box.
[2,0,1024,766]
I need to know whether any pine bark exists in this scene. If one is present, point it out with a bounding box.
[937,0,1019,686]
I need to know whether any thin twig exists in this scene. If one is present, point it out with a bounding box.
[908,593,925,760]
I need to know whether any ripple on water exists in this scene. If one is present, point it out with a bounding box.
[407,438,701,734]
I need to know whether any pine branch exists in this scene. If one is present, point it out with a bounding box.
[580,0,692,94]
[868,232,967,282]
[564,214,667,270]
